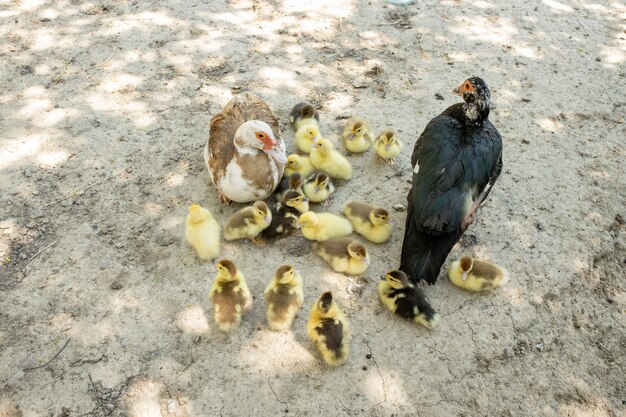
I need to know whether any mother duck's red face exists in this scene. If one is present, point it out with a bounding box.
[255,131,278,151]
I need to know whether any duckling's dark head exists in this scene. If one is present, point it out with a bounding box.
[453,77,491,124]
[319,291,334,313]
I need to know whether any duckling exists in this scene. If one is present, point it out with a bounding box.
[290,102,320,130]
[302,172,335,205]
[185,204,221,261]
[284,154,316,178]
[209,260,252,331]
[307,291,349,366]
[295,124,322,154]
[314,237,370,275]
[378,270,439,329]
[448,255,509,291]
[343,117,373,153]
[297,211,352,241]
[276,172,304,196]
[310,138,352,180]
[342,201,393,244]
[260,191,309,240]
[374,129,403,164]
[223,201,272,243]
[264,265,304,331]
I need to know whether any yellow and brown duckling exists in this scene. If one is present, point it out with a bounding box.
[264,264,304,331]
[209,260,253,331]
[378,270,439,330]
[310,138,352,180]
[185,204,221,261]
[284,154,316,178]
[314,237,370,275]
[223,201,271,244]
[297,211,353,241]
[343,117,373,153]
[277,172,304,197]
[374,129,403,164]
[261,190,309,240]
[290,102,320,131]
[295,124,322,154]
[343,201,393,244]
[448,255,509,291]
[302,172,335,205]
[307,291,349,367]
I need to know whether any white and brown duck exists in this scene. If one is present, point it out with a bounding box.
[205,93,287,204]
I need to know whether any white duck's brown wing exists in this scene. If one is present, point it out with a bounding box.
[207,93,283,183]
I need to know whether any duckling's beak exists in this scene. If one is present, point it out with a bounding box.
[314,187,319,193]
[348,133,355,141]
[388,219,396,225]
[385,143,390,150]
[379,275,386,281]
[264,216,271,224]
[363,257,370,265]
[461,271,468,281]
[302,197,309,203]
[312,135,320,143]
[295,222,302,229]
[452,86,462,96]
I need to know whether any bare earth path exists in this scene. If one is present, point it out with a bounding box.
[1,1,624,416]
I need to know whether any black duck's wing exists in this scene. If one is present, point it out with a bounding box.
[411,115,502,234]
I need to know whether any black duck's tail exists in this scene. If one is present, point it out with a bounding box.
[400,204,463,285]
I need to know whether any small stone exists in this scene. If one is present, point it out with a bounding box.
[535,343,544,351]
[595,57,601,62]
[535,222,544,231]
[126,168,133,173]
[362,366,368,371]
[434,93,444,100]
[365,353,372,359]
[392,204,406,212]
[99,260,109,270]
[20,253,27,260]
[110,281,123,290]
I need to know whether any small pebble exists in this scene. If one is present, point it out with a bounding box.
[434,93,444,100]
[110,281,123,290]
[392,204,406,212]
[99,260,109,270]
[365,353,372,359]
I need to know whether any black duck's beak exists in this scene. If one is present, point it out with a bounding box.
[452,86,461,96]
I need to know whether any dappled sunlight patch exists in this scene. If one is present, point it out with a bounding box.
[259,67,298,88]
[125,378,164,417]
[87,93,156,128]
[282,0,353,18]
[99,73,144,93]
[159,215,182,231]
[36,149,70,168]
[598,45,624,66]
[536,117,564,133]
[542,0,574,13]
[503,287,527,308]
[358,368,411,412]
[236,330,315,372]
[448,15,518,45]
[177,305,210,334]
[19,0,47,11]
[324,93,354,114]
[0,135,45,170]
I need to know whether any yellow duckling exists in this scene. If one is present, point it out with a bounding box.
[307,291,349,366]
[302,172,335,205]
[378,270,439,329]
[295,124,322,154]
[342,201,393,244]
[374,129,403,164]
[448,255,509,291]
[343,117,373,153]
[223,201,272,243]
[310,138,352,180]
[264,265,304,331]
[297,211,353,241]
[209,260,252,331]
[185,204,221,261]
[284,154,316,178]
[290,102,320,130]
[261,190,309,240]
[315,237,370,275]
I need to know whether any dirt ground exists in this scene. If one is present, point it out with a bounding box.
[1,0,625,416]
